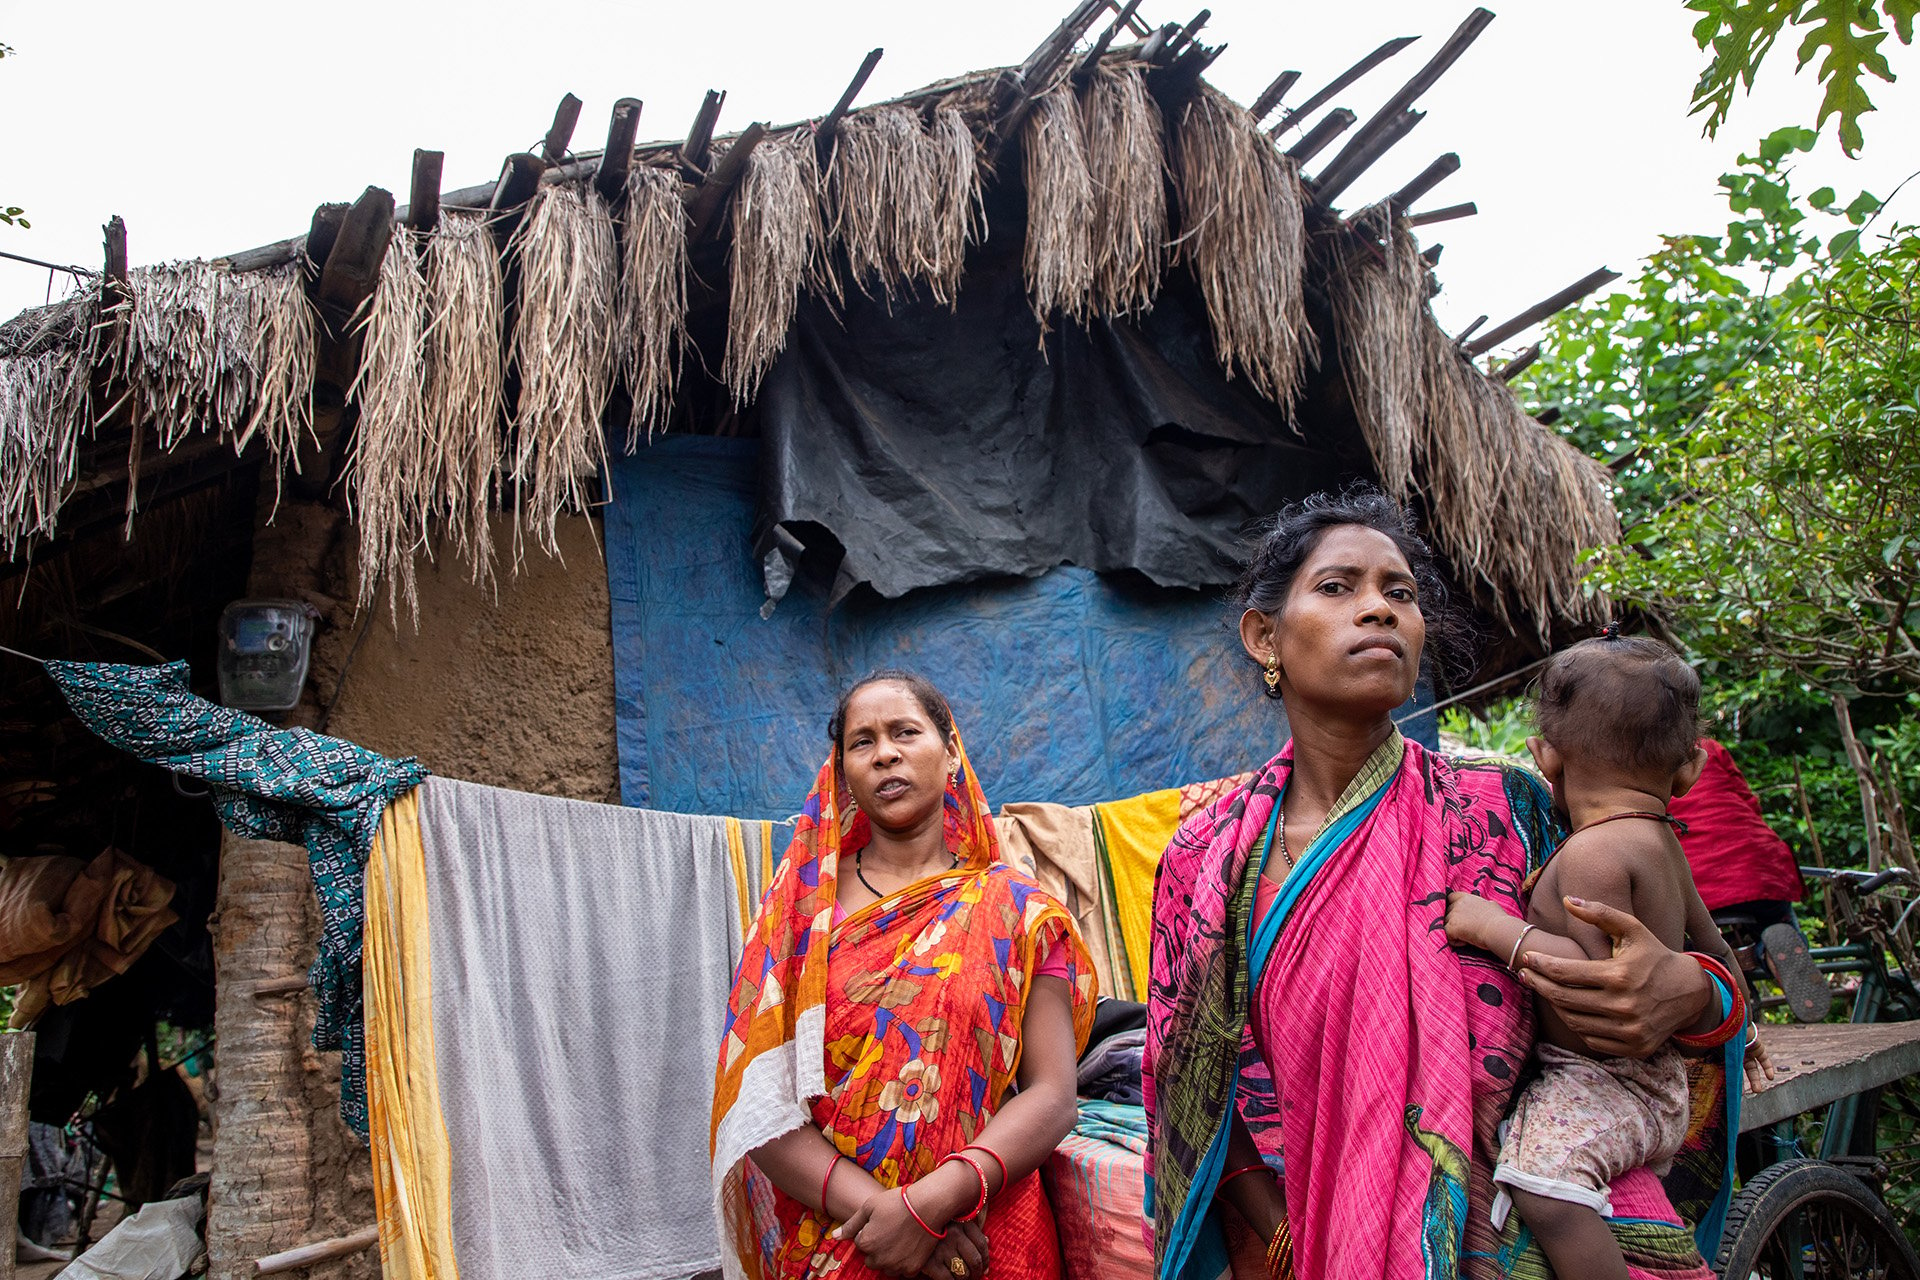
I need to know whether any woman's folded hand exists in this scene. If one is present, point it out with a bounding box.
[1519,897,1712,1058]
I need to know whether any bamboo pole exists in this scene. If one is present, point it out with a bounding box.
[253,1225,378,1275]
[0,1032,32,1280]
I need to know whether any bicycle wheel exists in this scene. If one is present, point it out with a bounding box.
[1714,1158,1920,1279]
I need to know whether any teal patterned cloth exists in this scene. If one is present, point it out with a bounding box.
[46,660,426,1134]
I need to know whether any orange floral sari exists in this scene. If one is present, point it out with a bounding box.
[710,730,1095,1280]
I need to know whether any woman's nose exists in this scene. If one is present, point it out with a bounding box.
[1356,589,1398,624]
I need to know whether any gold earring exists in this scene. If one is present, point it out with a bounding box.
[1263,656,1281,692]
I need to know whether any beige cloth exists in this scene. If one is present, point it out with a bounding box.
[997,801,1130,999]
[1492,1042,1691,1225]
[0,848,178,1027]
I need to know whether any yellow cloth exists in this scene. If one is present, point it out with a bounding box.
[365,789,460,1280]
[1092,786,1184,998]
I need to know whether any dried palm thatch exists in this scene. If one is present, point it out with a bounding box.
[109,262,262,449]
[424,211,506,588]
[0,348,91,557]
[617,165,688,448]
[1323,206,1425,497]
[346,230,431,623]
[829,105,980,307]
[509,183,618,562]
[231,265,316,507]
[725,130,830,405]
[1023,84,1096,331]
[1082,63,1167,317]
[1173,86,1316,410]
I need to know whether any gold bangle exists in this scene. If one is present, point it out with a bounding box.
[1264,1218,1294,1279]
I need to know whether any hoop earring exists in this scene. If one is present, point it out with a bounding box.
[1263,657,1283,700]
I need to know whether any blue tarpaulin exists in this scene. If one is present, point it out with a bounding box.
[605,436,1432,820]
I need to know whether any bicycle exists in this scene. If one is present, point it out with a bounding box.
[1708,865,1920,1277]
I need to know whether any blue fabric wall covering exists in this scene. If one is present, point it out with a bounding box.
[605,436,1433,820]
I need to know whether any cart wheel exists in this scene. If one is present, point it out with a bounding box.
[1714,1158,1920,1278]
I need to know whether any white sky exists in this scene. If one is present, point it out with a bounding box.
[2,0,1915,354]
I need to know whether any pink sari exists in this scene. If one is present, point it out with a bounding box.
[1144,736,1720,1280]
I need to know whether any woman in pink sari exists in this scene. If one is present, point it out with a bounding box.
[1143,488,1744,1280]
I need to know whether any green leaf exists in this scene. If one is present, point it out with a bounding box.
[1759,124,1821,159]
[1830,228,1862,257]
[1884,0,1919,43]
[1845,189,1883,223]
[1809,185,1839,209]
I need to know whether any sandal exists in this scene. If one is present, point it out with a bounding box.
[1761,922,1832,1024]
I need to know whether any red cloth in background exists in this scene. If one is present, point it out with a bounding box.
[1670,739,1807,910]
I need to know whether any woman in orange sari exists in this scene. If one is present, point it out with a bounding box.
[711,671,1096,1280]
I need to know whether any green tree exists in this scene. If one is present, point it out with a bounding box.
[1687,0,1919,154]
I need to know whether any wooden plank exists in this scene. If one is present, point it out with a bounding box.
[542,93,584,167]
[0,1032,32,1280]
[406,149,444,232]
[1463,266,1620,356]
[1275,35,1417,129]
[302,203,349,278]
[594,97,645,203]
[487,153,546,247]
[1495,342,1540,381]
[101,216,128,284]
[1167,8,1210,56]
[1454,313,1488,345]
[1741,1021,1920,1132]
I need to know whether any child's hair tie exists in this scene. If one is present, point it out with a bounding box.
[1600,620,1623,640]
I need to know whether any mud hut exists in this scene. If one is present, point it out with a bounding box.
[0,4,1623,1275]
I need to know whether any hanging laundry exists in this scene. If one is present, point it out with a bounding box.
[996,801,1130,1000]
[366,775,787,1280]
[45,660,426,1133]
[1091,787,1182,998]
[0,848,178,1027]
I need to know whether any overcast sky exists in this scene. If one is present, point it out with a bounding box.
[2,0,1915,353]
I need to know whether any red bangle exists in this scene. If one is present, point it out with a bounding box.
[1218,1162,1271,1192]
[901,1187,945,1239]
[819,1153,843,1217]
[963,1144,1009,1192]
[1674,952,1747,1049]
[942,1152,990,1222]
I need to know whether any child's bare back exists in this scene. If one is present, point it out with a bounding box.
[1526,817,1712,1056]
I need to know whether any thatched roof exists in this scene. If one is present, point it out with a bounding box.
[0,1,1618,646]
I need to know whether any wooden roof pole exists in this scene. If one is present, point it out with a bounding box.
[1166,9,1210,57]
[1074,0,1144,79]
[1248,69,1300,122]
[1464,266,1621,356]
[1408,200,1477,227]
[1454,314,1489,346]
[1285,107,1356,162]
[1312,8,1493,189]
[1313,107,1425,201]
[815,48,885,158]
[542,93,585,167]
[1496,342,1542,381]
[594,98,645,204]
[406,150,444,233]
[686,122,769,243]
[682,90,727,177]
[1273,35,1417,132]
[1388,153,1459,215]
[988,0,1112,155]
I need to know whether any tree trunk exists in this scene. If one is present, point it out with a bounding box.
[1833,692,1886,872]
[207,833,315,1279]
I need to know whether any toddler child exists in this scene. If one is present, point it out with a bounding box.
[1444,632,1772,1280]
